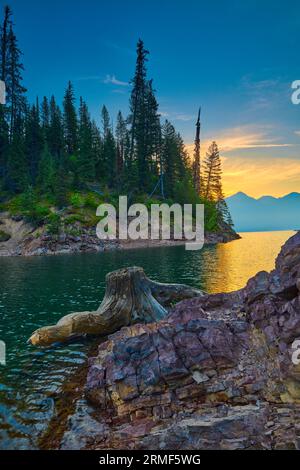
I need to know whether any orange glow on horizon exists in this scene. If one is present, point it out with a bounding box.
[185,126,300,198]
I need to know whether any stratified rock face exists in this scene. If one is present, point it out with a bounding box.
[80,232,300,450]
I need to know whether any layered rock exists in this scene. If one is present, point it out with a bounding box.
[64,232,300,449]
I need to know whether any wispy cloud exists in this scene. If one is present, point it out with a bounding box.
[174,113,194,122]
[104,41,135,57]
[185,123,299,197]
[185,124,294,157]
[239,75,289,112]
[295,130,300,136]
[103,74,129,86]
[159,110,193,122]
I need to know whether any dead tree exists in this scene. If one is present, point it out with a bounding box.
[28,267,203,347]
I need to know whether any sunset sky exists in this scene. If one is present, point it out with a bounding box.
[8,0,300,198]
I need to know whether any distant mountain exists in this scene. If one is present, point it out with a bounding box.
[226,192,300,232]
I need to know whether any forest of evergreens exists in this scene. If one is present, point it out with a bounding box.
[0,5,233,233]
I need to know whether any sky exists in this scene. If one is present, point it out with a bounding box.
[5,0,300,197]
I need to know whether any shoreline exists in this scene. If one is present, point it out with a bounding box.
[0,211,240,257]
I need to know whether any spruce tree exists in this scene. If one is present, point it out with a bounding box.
[77,97,94,183]
[37,143,56,195]
[129,39,149,189]
[101,105,116,187]
[25,101,43,185]
[202,141,223,201]
[7,113,28,192]
[6,24,26,138]
[63,81,77,156]
[48,96,64,160]
[115,111,128,187]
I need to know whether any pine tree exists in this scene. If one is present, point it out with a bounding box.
[0,7,11,187]
[0,5,11,82]
[115,111,128,187]
[101,105,116,187]
[144,79,161,177]
[6,23,26,138]
[77,97,94,182]
[202,141,223,201]
[48,96,64,160]
[37,143,56,194]
[63,81,77,156]
[25,101,43,184]
[202,141,234,228]
[92,120,103,181]
[40,96,50,144]
[129,39,149,189]
[7,112,28,192]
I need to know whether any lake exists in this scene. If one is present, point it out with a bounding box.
[0,230,293,449]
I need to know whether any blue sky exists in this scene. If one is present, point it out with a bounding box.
[5,0,300,196]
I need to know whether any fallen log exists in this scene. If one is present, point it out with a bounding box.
[28,266,203,346]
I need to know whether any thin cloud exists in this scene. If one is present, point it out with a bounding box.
[239,75,289,112]
[103,74,129,87]
[185,123,299,198]
[174,114,194,122]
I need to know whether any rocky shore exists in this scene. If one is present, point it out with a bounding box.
[46,231,300,450]
[0,212,239,257]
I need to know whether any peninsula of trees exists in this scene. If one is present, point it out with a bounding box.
[0,5,233,234]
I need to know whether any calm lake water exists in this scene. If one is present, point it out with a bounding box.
[0,230,294,449]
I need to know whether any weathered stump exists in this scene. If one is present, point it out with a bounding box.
[28,267,203,346]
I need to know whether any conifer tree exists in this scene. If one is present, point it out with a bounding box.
[202,141,234,228]
[63,81,77,156]
[144,79,161,177]
[101,105,116,187]
[77,97,94,182]
[37,143,56,194]
[6,23,26,137]
[48,96,64,160]
[40,96,50,143]
[129,39,149,189]
[91,120,102,181]
[202,141,223,201]
[7,113,28,192]
[25,101,43,184]
[115,111,128,186]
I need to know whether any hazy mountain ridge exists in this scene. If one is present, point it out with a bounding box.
[226,192,300,232]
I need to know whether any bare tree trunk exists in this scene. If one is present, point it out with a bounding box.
[28,267,203,347]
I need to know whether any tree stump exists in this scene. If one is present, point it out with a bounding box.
[28,267,203,347]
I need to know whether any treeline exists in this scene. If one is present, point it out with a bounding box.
[0,5,233,230]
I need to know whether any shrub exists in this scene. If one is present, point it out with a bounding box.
[0,230,11,242]
[84,192,101,209]
[46,213,62,235]
[69,192,85,208]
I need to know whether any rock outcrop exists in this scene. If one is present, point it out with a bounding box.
[76,231,300,450]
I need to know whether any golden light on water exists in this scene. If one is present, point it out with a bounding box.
[202,230,294,293]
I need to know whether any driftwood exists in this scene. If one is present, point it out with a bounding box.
[28,267,203,346]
